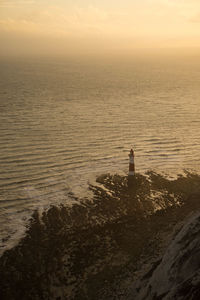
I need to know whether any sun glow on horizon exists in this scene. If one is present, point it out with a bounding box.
[1,0,200,57]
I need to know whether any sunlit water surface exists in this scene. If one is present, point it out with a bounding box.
[0,56,200,254]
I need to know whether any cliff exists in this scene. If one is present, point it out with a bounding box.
[0,171,200,299]
[128,210,200,300]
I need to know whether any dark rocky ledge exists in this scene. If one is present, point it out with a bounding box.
[0,171,200,300]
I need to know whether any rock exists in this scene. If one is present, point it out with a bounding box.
[128,211,200,300]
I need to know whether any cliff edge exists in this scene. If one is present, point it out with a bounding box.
[129,210,200,300]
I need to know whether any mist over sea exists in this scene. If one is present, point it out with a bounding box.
[0,55,200,254]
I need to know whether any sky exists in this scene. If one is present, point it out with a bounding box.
[1,0,200,57]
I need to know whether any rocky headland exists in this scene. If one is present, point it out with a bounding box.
[0,171,200,300]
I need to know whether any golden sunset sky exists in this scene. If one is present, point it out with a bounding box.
[1,0,200,56]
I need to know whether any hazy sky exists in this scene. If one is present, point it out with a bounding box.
[1,0,200,56]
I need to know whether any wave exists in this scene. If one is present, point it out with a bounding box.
[0,171,200,299]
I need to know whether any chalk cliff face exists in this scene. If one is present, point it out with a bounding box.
[1,172,200,300]
[129,211,200,300]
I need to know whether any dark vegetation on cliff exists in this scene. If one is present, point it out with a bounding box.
[0,171,200,300]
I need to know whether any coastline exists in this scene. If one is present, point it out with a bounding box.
[0,172,200,299]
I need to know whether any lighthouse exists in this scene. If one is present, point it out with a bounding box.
[128,148,135,176]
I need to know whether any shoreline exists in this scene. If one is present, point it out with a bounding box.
[0,172,200,299]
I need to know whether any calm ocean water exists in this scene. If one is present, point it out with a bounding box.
[0,56,200,254]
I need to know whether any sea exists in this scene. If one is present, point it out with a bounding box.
[0,54,200,255]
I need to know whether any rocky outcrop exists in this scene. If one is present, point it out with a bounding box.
[0,172,200,300]
[129,211,200,300]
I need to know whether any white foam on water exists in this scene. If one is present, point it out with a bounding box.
[1,57,200,255]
